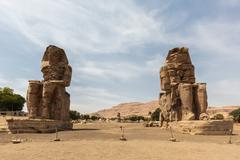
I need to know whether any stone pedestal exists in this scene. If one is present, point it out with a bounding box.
[169,120,233,135]
[7,119,72,134]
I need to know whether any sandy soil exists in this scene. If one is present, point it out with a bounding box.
[0,118,240,160]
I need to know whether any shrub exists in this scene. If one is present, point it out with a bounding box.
[69,110,81,120]
[125,115,145,122]
[81,114,90,120]
[0,87,25,111]
[230,109,240,123]
[110,117,117,121]
[151,108,161,121]
[91,115,100,121]
[214,113,224,120]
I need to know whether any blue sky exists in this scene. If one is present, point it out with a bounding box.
[0,0,240,113]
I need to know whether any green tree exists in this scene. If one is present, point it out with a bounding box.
[69,110,81,120]
[151,108,161,121]
[125,115,145,122]
[81,114,90,120]
[0,87,25,111]
[230,109,240,123]
[1,87,14,95]
[90,115,99,121]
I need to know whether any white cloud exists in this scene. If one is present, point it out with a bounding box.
[0,78,9,85]
[76,61,139,80]
[0,0,164,54]
[12,79,28,96]
[0,75,27,97]
[70,86,133,113]
[208,80,240,106]
[175,19,240,107]
[0,0,167,113]
[169,19,240,57]
[76,54,163,81]
[219,0,240,7]
[144,54,165,74]
[1,0,240,112]
[71,86,122,100]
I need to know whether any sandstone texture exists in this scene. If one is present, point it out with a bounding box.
[27,45,72,121]
[159,47,208,125]
[7,45,72,133]
[170,120,233,135]
[7,119,72,133]
[91,101,159,118]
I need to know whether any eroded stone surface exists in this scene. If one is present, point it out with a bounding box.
[27,45,72,121]
[169,120,233,135]
[159,47,208,125]
[7,119,72,133]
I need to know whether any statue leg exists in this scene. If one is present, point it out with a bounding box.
[178,83,195,120]
[54,86,66,120]
[27,81,43,118]
[194,83,208,119]
[159,112,164,127]
[63,92,70,121]
[42,82,55,119]
[174,111,178,121]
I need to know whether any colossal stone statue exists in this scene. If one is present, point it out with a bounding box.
[27,45,72,121]
[159,47,208,126]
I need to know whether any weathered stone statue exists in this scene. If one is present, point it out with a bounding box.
[159,47,208,126]
[27,45,72,121]
[6,45,72,133]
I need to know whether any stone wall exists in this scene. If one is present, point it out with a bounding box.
[170,120,233,135]
[7,119,72,133]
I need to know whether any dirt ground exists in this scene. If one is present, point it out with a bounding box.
[0,117,240,160]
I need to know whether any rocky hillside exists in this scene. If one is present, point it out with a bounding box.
[92,101,159,118]
[92,101,240,118]
[207,106,240,117]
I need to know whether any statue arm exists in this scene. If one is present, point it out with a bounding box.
[63,65,72,87]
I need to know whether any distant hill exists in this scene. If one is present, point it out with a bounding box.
[207,106,240,117]
[91,101,159,118]
[92,100,240,118]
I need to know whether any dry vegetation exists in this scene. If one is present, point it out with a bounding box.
[0,116,240,160]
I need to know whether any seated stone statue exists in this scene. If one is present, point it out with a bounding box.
[27,45,72,121]
[159,47,208,122]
